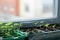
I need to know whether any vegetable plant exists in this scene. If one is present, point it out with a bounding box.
[44,23,50,31]
[38,21,44,28]
[0,22,23,38]
[44,24,49,28]
[34,22,39,27]
[51,24,57,31]
[52,24,56,28]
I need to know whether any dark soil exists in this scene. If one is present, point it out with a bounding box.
[20,24,60,34]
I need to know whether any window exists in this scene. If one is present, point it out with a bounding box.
[0,0,58,22]
[18,0,58,21]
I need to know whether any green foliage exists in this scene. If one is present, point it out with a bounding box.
[5,22,12,26]
[40,21,44,23]
[14,23,23,27]
[0,21,3,24]
[20,23,23,26]
[44,24,49,28]
[34,22,38,25]
[14,23,19,26]
[52,24,56,28]
[0,22,23,38]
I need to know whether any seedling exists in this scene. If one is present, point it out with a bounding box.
[51,24,57,31]
[0,22,13,37]
[44,24,50,31]
[34,22,39,26]
[52,24,56,28]
[0,22,22,38]
[5,22,12,26]
[44,24,49,28]
[14,23,19,26]
[38,21,44,28]
[0,21,3,25]
[14,23,19,29]
[20,23,23,27]
[40,21,44,24]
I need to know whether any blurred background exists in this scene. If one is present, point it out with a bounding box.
[0,0,56,22]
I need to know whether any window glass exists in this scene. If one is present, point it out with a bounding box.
[0,0,58,22]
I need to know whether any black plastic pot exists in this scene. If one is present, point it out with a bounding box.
[0,36,25,40]
[28,30,60,40]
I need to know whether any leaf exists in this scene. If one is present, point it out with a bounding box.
[5,22,12,26]
[52,25,56,28]
[34,22,38,25]
[40,21,44,23]
[0,21,3,24]
[14,23,19,26]
[20,23,22,26]
[5,32,11,37]
[1,26,8,29]
[45,24,49,28]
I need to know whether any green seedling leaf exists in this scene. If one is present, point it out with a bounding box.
[0,21,3,24]
[14,23,19,26]
[39,24,43,26]
[5,32,11,37]
[20,23,22,26]
[5,22,12,26]
[1,26,8,29]
[45,24,49,28]
[10,25,13,27]
[40,21,44,23]
[52,25,56,28]
[34,22,38,25]
[8,29,12,31]
[0,22,23,37]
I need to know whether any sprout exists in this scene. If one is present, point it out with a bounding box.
[39,24,43,27]
[0,22,22,37]
[39,21,44,26]
[20,23,23,26]
[5,22,12,26]
[40,21,44,23]
[0,21,3,24]
[1,26,8,29]
[5,32,11,37]
[34,22,38,25]
[44,24,49,28]
[52,24,56,28]
[14,23,19,26]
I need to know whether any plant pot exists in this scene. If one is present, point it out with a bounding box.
[0,36,25,40]
[28,30,60,40]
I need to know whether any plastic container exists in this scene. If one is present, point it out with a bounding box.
[28,30,60,40]
[2,36,25,40]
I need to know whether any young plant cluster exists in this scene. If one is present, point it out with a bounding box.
[20,22,60,34]
[0,22,23,38]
